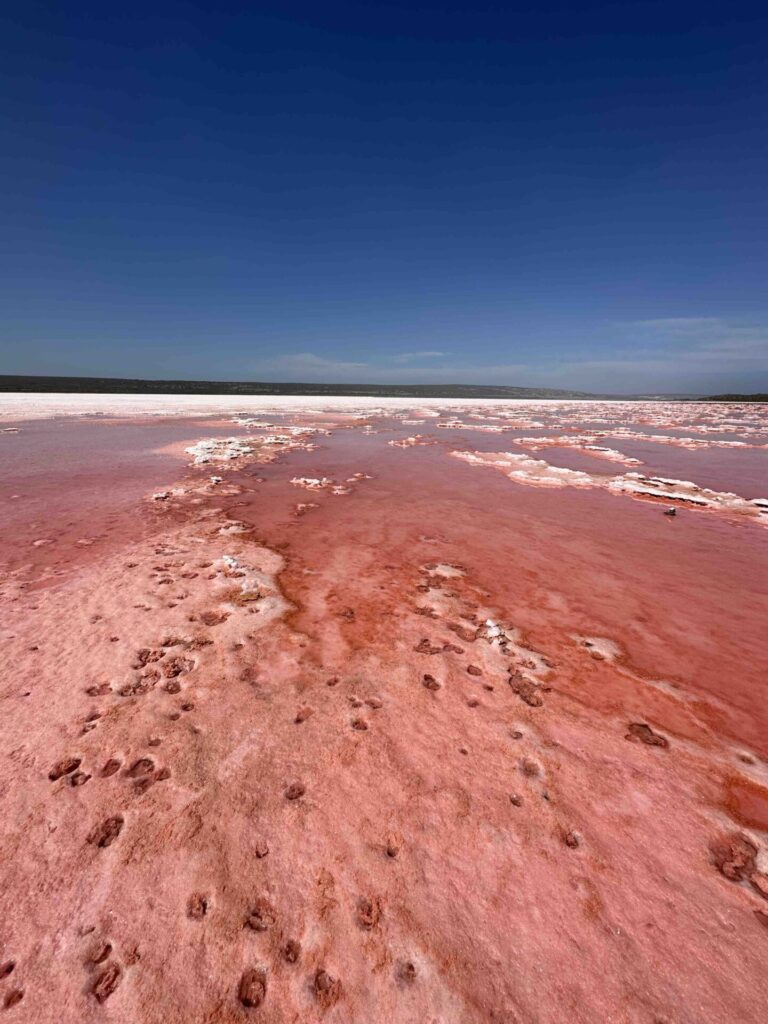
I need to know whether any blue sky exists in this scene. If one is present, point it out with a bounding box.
[1,1,767,393]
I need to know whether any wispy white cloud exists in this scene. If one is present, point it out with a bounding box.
[245,315,768,392]
[254,352,370,377]
[391,350,445,363]
[250,350,533,384]
[617,317,724,334]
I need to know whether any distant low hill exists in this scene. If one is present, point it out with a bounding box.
[703,393,768,402]
[3,375,762,401]
[0,374,597,400]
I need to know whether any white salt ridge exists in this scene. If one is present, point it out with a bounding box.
[291,472,369,494]
[430,563,466,578]
[574,635,622,661]
[520,428,768,454]
[290,477,334,490]
[514,434,641,465]
[219,553,289,619]
[454,450,595,488]
[218,522,249,535]
[584,445,642,464]
[437,420,507,432]
[610,473,766,513]
[479,618,551,681]
[452,450,768,524]
[388,435,433,448]
[185,437,254,464]
[151,487,188,501]
[186,431,318,466]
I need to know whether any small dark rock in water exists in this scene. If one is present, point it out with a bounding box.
[49,757,81,781]
[397,959,417,984]
[356,895,381,930]
[564,830,581,849]
[385,835,400,858]
[3,989,24,1010]
[710,832,757,881]
[285,782,305,800]
[92,962,122,1002]
[509,674,544,708]
[245,900,276,932]
[238,967,267,1008]
[90,943,112,965]
[86,683,112,696]
[187,893,208,919]
[87,816,124,848]
[126,757,154,778]
[314,968,342,1008]
[625,722,669,748]
[283,939,301,963]
[664,507,677,516]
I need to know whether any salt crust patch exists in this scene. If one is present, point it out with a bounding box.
[514,430,768,463]
[290,473,371,495]
[478,618,551,682]
[574,635,622,661]
[185,437,255,464]
[185,432,318,466]
[388,435,435,448]
[220,553,287,620]
[451,450,768,524]
[426,563,466,578]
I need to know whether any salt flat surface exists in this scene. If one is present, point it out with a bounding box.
[5,390,767,422]
[1,399,767,1023]
[0,391,595,420]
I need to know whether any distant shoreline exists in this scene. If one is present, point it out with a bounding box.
[0,374,601,399]
[0,373,708,400]
[1,375,764,402]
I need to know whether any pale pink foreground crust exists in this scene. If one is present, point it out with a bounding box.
[1,396,767,1024]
